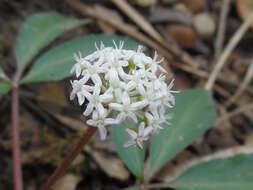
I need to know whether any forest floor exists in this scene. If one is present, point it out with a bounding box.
[1,0,253,189]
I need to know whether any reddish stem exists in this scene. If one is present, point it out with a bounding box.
[12,86,23,190]
[40,127,97,190]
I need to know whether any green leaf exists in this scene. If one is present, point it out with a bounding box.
[0,66,5,79]
[0,81,11,96]
[15,12,91,69]
[171,154,253,190]
[111,121,145,180]
[22,34,140,84]
[149,88,216,178]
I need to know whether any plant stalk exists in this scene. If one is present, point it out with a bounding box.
[40,127,97,190]
[12,86,23,190]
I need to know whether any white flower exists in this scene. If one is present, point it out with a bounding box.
[124,122,153,149]
[83,85,113,117]
[80,60,106,86]
[125,69,146,92]
[70,41,177,144]
[87,110,119,140]
[70,79,93,105]
[71,52,86,77]
[103,53,130,81]
[131,45,150,69]
[109,91,145,123]
[148,51,166,74]
[145,108,169,135]
[160,79,179,108]
[138,83,158,110]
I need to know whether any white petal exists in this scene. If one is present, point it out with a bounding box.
[153,51,158,61]
[87,119,97,126]
[77,92,85,105]
[96,103,106,117]
[91,74,102,86]
[109,68,119,81]
[137,140,143,149]
[138,85,146,96]
[158,65,167,73]
[76,65,82,77]
[124,140,136,148]
[119,60,128,67]
[126,128,137,139]
[70,65,76,74]
[151,108,159,119]
[82,85,94,92]
[145,112,153,123]
[168,79,175,90]
[96,55,104,66]
[105,118,120,125]
[115,89,122,102]
[100,93,113,103]
[98,126,107,140]
[117,112,126,122]
[137,83,145,94]
[118,67,128,79]
[70,91,75,100]
[80,74,90,84]
[127,112,138,123]
[138,122,145,136]
[122,91,130,105]
[109,103,123,111]
[92,110,99,120]
[83,103,94,116]
[82,90,93,102]
[144,126,153,137]
[131,100,148,110]
[93,85,101,96]
[126,81,136,91]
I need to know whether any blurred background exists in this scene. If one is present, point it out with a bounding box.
[1,0,253,189]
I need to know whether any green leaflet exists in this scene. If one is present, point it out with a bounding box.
[22,34,140,83]
[171,154,253,190]
[15,12,91,69]
[0,81,11,96]
[149,88,216,179]
[111,121,145,180]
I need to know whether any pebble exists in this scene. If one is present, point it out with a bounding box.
[193,13,216,38]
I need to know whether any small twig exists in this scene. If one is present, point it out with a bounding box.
[217,102,253,125]
[215,104,232,130]
[205,12,253,91]
[67,0,205,79]
[224,59,253,107]
[214,0,231,60]
[111,0,197,67]
[12,86,23,190]
[111,0,164,44]
[40,127,97,190]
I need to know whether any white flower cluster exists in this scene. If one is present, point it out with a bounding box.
[70,41,178,149]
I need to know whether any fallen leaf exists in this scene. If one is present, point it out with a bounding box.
[236,0,253,21]
[52,174,81,190]
[193,13,216,38]
[86,147,129,181]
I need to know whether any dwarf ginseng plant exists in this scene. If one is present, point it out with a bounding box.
[4,10,251,190]
[0,12,141,190]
